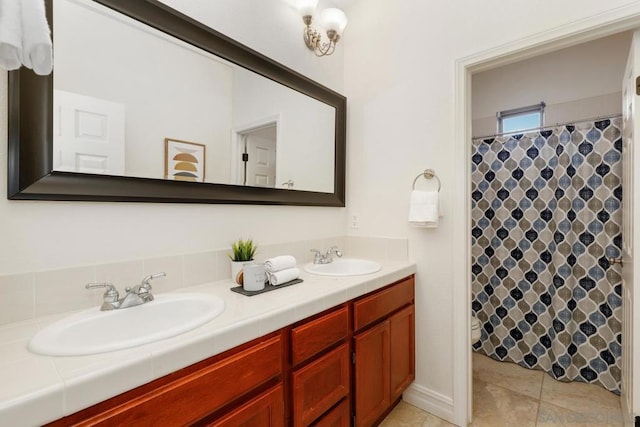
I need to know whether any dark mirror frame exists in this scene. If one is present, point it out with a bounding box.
[8,0,346,206]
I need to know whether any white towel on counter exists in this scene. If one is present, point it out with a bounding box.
[21,0,51,75]
[268,267,300,286]
[0,0,23,71]
[265,255,297,273]
[408,190,439,228]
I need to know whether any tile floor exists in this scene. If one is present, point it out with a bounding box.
[380,352,623,426]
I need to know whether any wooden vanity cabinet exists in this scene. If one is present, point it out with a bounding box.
[353,276,415,427]
[46,275,415,427]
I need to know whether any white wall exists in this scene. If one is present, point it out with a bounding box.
[472,32,632,137]
[343,0,639,423]
[0,0,346,276]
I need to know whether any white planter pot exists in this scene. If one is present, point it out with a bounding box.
[230,260,250,285]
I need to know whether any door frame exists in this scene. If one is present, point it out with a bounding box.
[453,5,640,426]
[230,114,281,186]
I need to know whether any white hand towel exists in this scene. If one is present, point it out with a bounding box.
[0,0,23,71]
[265,255,297,273]
[268,267,300,286]
[21,0,52,75]
[408,190,439,228]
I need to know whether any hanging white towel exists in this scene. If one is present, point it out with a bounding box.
[408,190,439,228]
[265,255,297,273]
[21,0,52,75]
[0,0,23,71]
[268,267,300,286]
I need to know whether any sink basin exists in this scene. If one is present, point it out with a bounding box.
[28,293,225,356]
[304,258,381,277]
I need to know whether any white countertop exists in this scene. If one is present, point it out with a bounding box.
[0,260,416,426]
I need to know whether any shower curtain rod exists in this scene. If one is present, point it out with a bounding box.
[473,113,623,141]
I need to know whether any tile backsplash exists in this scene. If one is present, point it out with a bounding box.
[0,235,408,326]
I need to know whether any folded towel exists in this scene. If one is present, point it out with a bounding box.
[408,190,439,228]
[265,255,297,273]
[21,0,52,75]
[0,0,23,71]
[268,267,300,286]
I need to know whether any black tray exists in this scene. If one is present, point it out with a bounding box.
[230,278,303,296]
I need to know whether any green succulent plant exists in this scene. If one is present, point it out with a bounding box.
[229,238,257,262]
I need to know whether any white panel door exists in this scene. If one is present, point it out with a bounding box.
[621,29,640,426]
[246,134,276,188]
[54,90,125,175]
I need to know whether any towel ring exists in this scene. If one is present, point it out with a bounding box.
[412,169,441,191]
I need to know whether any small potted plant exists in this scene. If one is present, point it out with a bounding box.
[229,238,257,284]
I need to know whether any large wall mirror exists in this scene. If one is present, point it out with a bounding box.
[8,0,346,206]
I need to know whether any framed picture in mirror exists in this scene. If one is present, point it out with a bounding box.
[164,138,206,183]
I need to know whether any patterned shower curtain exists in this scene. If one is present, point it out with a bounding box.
[471,117,623,393]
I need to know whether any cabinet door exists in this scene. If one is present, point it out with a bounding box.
[207,385,284,427]
[354,320,390,427]
[292,343,350,426]
[390,305,415,401]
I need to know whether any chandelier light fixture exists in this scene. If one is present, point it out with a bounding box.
[298,0,348,57]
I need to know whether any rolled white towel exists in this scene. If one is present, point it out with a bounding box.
[265,255,297,273]
[408,190,439,228]
[21,0,52,75]
[268,267,300,286]
[0,0,23,71]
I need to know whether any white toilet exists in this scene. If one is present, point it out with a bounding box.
[471,316,481,344]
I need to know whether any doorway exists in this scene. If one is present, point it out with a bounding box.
[232,117,279,188]
[453,8,640,426]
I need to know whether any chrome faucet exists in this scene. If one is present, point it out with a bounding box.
[310,246,343,264]
[122,272,164,308]
[86,272,166,311]
[85,282,121,311]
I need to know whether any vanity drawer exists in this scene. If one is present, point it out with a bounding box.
[312,398,350,427]
[292,343,350,426]
[207,384,284,427]
[353,276,414,332]
[50,334,282,426]
[291,306,349,366]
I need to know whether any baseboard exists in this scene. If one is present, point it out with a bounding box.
[402,383,454,424]
[621,393,633,427]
